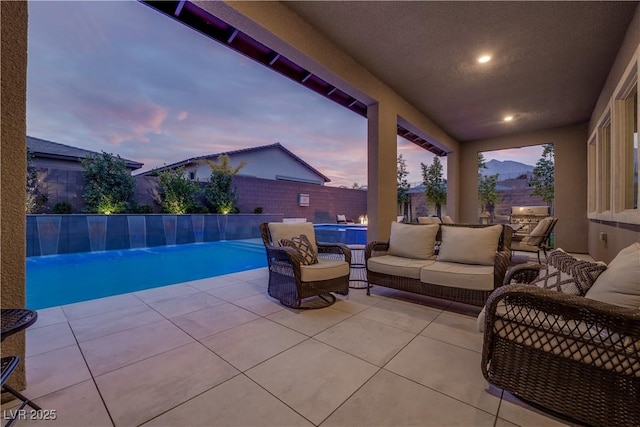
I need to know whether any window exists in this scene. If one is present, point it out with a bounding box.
[588,137,596,213]
[189,172,195,180]
[626,89,638,210]
[597,117,612,212]
[588,51,639,224]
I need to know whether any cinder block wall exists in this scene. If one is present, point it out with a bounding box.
[234,175,367,222]
[39,171,368,222]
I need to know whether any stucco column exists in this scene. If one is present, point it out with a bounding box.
[1,1,29,393]
[445,150,459,222]
[367,102,397,241]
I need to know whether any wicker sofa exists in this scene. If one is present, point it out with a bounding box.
[481,243,640,426]
[365,222,513,307]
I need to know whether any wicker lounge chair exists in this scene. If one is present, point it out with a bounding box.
[260,222,351,308]
[481,259,640,426]
[336,214,354,224]
[511,217,558,263]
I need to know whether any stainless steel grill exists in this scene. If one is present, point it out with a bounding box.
[510,206,550,236]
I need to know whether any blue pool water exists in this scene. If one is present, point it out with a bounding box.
[313,224,367,245]
[26,240,266,310]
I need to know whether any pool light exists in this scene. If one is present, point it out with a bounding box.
[503,115,514,122]
[477,55,491,64]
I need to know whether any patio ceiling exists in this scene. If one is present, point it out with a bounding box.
[283,1,638,142]
[144,1,637,150]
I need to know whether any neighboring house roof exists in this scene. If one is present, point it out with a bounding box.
[27,136,144,170]
[141,142,331,183]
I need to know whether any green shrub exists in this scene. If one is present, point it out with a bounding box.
[253,207,263,214]
[52,201,73,214]
[202,155,245,213]
[81,152,136,214]
[156,167,201,214]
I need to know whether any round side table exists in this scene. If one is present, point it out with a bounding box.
[347,244,368,289]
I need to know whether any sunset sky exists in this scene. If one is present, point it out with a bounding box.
[26,1,541,187]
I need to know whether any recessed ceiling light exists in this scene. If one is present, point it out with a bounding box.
[503,115,514,122]
[477,55,491,63]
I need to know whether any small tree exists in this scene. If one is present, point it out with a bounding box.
[156,167,201,214]
[397,154,410,215]
[81,151,136,214]
[202,154,246,213]
[529,143,555,211]
[26,148,48,213]
[478,173,501,214]
[421,156,447,217]
[477,152,500,215]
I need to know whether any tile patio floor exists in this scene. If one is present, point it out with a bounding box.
[2,267,579,427]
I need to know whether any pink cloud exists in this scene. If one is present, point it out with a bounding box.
[176,111,188,121]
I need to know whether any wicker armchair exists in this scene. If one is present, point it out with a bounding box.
[481,264,640,426]
[260,222,351,309]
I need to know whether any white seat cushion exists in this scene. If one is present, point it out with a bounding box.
[300,258,349,282]
[420,261,494,290]
[586,242,640,309]
[368,255,436,279]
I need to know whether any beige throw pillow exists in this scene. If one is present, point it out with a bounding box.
[417,217,433,224]
[388,222,438,260]
[585,242,640,309]
[438,225,502,265]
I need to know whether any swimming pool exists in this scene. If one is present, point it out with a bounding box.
[313,224,367,245]
[26,240,267,309]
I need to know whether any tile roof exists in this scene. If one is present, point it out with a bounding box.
[27,136,143,170]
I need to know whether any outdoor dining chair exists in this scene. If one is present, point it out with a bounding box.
[1,309,41,427]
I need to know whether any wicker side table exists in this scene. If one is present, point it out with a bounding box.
[347,244,368,289]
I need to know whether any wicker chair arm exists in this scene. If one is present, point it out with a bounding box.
[482,284,640,377]
[317,242,352,265]
[493,249,512,289]
[264,245,305,279]
[365,241,389,260]
[502,263,544,285]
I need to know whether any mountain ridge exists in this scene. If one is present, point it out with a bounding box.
[481,159,534,179]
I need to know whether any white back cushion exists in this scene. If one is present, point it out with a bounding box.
[336,214,347,222]
[438,225,502,265]
[268,222,317,253]
[523,217,553,246]
[442,216,454,224]
[585,242,640,309]
[388,222,439,260]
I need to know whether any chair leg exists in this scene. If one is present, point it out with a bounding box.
[2,383,42,427]
[2,384,41,411]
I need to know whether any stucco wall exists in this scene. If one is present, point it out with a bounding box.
[587,4,640,263]
[460,124,589,253]
[1,1,28,391]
